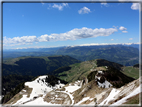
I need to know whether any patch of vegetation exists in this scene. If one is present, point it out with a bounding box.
[2,74,34,96]
[123,93,140,104]
[50,60,97,83]
[122,66,139,79]
[45,75,68,86]
[96,59,123,70]
[87,66,135,88]
[87,71,97,82]
[2,82,25,104]
[49,66,72,76]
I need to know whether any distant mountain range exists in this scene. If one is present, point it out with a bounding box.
[3,44,139,66]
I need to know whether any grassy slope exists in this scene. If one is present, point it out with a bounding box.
[123,93,140,104]
[3,56,50,65]
[122,66,139,79]
[54,60,97,83]
[51,59,139,84]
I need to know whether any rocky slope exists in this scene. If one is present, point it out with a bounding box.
[3,71,141,106]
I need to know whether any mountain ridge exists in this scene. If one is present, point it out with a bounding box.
[3,45,139,66]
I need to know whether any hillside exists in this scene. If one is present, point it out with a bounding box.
[2,55,80,101]
[3,55,80,76]
[49,59,137,83]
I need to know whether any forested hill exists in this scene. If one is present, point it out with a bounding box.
[2,55,81,76]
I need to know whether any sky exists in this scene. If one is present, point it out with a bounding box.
[2,2,140,49]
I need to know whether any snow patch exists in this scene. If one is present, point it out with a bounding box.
[95,76,101,80]
[25,79,52,98]
[65,85,81,93]
[98,71,103,74]
[99,88,120,105]
[75,97,90,105]
[111,85,141,105]
[98,80,112,88]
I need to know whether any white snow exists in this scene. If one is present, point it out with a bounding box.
[75,97,90,105]
[98,80,112,88]
[95,76,101,80]
[22,89,26,92]
[111,85,141,105]
[53,83,65,89]
[25,77,52,99]
[65,85,81,93]
[98,71,103,74]
[13,75,66,105]
[9,75,141,106]
[99,88,120,105]
[89,98,94,101]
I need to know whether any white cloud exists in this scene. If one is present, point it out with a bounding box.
[101,3,109,7]
[119,26,127,30]
[131,3,140,10]
[78,7,91,14]
[7,42,140,49]
[62,3,68,6]
[129,38,133,40]
[4,27,118,46]
[71,42,140,47]
[52,3,68,11]
[122,30,128,33]
[111,39,114,41]
[38,27,118,42]
[3,36,38,45]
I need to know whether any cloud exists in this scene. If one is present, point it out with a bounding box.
[101,3,109,7]
[52,3,68,11]
[4,27,118,46]
[111,39,114,41]
[122,30,128,33]
[131,3,140,10]
[70,42,140,47]
[3,36,38,46]
[7,42,140,49]
[78,7,91,14]
[129,38,133,40]
[119,26,127,30]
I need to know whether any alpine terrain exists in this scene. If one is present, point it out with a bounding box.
[2,59,141,106]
